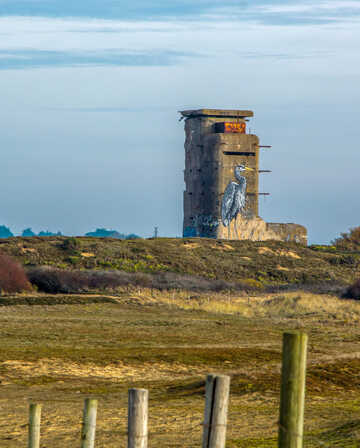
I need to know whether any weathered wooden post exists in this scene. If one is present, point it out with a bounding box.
[278,331,308,448]
[128,388,148,448]
[202,374,230,448]
[81,398,98,448]
[28,403,42,448]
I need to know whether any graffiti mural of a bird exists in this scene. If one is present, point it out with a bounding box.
[221,164,253,239]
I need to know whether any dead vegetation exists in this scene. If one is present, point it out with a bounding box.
[0,253,31,293]
[343,278,360,300]
[26,266,261,294]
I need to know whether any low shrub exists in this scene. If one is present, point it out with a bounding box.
[26,267,262,294]
[0,253,32,293]
[150,272,245,293]
[328,255,358,266]
[61,237,80,254]
[343,279,360,300]
[27,267,89,293]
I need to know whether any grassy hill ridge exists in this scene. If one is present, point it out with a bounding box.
[0,236,359,288]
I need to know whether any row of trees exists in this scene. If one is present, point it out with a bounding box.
[0,225,140,240]
[84,228,140,239]
[0,226,62,238]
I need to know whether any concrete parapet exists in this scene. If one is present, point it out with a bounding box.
[217,215,282,241]
[266,223,308,245]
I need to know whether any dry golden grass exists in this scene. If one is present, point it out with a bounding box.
[0,290,359,447]
[151,289,360,321]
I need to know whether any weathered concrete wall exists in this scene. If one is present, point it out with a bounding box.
[266,223,308,245]
[184,214,308,244]
[217,215,282,241]
[211,132,259,219]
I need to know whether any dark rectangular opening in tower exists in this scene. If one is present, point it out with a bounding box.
[223,151,256,156]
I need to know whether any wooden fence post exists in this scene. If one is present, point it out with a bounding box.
[202,374,230,448]
[28,403,42,448]
[81,398,98,448]
[278,331,308,448]
[128,388,148,448]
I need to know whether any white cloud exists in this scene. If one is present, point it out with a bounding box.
[256,1,360,14]
[0,14,359,62]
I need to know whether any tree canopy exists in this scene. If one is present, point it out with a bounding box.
[0,225,13,238]
[332,226,360,251]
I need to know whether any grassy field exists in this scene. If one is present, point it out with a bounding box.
[0,290,360,447]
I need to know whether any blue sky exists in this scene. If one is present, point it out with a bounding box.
[0,1,359,243]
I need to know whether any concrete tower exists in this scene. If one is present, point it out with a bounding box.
[180,108,307,243]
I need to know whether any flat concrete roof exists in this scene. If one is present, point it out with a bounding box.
[179,108,254,118]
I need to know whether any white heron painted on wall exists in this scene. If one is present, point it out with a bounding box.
[221,164,253,239]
